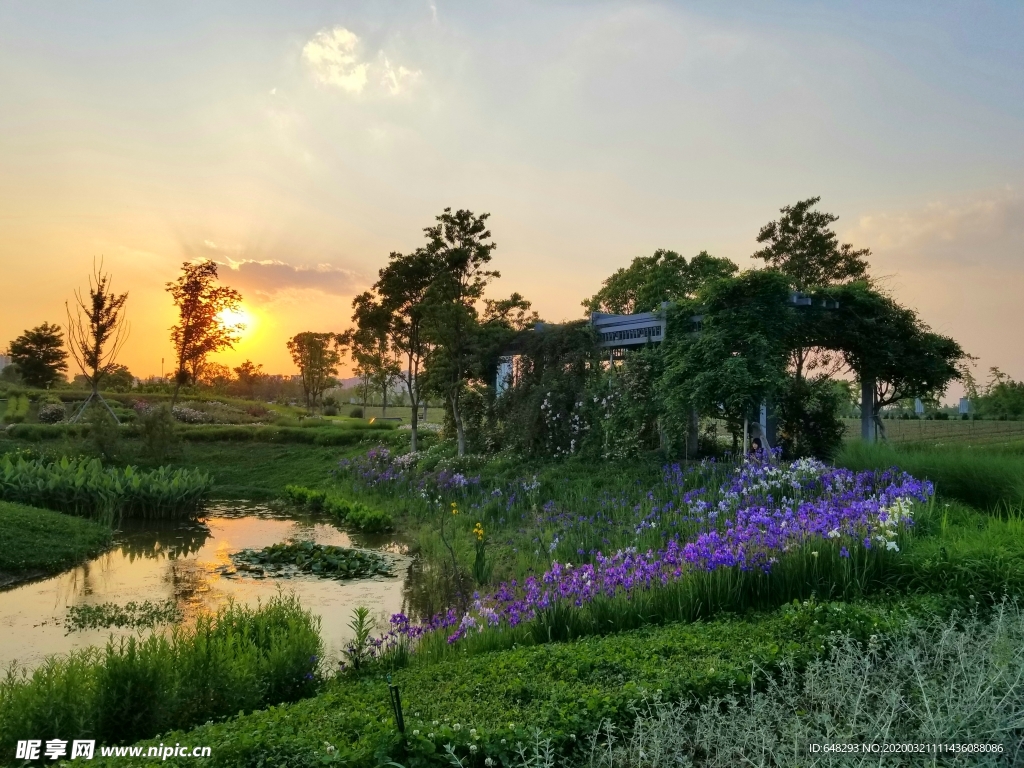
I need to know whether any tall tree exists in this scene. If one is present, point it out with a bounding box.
[374,248,438,451]
[8,323,68,388]
[421,208,498,456]
[166,260,244,403]
[583,249,737,315]
[350,291,402,417]
[66,260,129,401]
[287,332,342,410]
[752,197,870,290]
[753,198,871,381]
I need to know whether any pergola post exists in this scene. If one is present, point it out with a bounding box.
[861,377,875,443]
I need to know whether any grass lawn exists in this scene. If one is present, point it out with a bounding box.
[0,500,112,576]
[160,442,351,500]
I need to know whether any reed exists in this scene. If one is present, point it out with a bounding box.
[0,595,322,749]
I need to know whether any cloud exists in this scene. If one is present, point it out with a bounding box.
[302,27,369,94]
[219,259,360,298]
[846,188,1024,270]
[302,26,421,96]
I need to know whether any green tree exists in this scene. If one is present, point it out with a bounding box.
[584,249,737,315]
[287,332,342,411]
[372,249,438,450]
[828,282,965,438]
[166,260,243,403]
[103,364,135,393]
[752,197,870,291]
[350,292,402,417]
[659,270,795,449]
[8,323,68,388]
[422,208,499,456]
[233,360,265,400]
[66,260,129,399]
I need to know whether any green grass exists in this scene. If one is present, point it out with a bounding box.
[836,440,1024,510]
[0,500,111,575]
[85,595,948,767]
[0,595,322,752]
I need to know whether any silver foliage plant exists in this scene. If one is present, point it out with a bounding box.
[501,602,1024,768]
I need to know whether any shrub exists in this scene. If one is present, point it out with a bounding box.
[0,455,212,520]
[584,605,1024,767]
[171,405,211,424]
[36,403,67,424]
[349,407,364,418]
[137,404,179,462]
[84,406,121,459]
[0,595,322,750]
[775,375,846,460]
[2,394,29,424]
[284,485,394,533]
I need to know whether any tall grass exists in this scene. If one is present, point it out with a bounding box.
[837,441,1024,510]
[0,455,211,519]
[0,595,322,749]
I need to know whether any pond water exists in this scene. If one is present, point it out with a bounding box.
[0,503,426,672]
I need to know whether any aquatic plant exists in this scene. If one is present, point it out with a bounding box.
[230,540,395,580]
[0,455,211,520]
[64,599,181,634]
[0,595,322,749]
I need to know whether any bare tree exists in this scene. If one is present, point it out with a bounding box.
[66,259,129,422]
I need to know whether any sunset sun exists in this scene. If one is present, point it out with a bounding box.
[218,305,254,340]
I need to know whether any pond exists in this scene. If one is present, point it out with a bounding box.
[0,502,427,672]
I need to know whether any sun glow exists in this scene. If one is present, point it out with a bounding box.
[218,305,255,340]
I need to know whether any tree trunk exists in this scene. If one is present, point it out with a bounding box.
[686,407,699,459]
[873,410,888,441]
[382,381,388,417]
[450,389,466,456]
[407,375,419,453]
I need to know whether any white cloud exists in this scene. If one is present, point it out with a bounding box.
[380,54,421,95]
[302,27,369,94]
[301,26,421,96]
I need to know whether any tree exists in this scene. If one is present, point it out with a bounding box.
[752,197,870,291]
[583,249,737,315]
[658,270,796,449]
[233,360,265,399]
[8,323,68,388]
[287,332,342,410]
[828,282,965,438]
[103,364,135,393]
[373,248,439,451]
[66,260,129,407]
[421,208,499,456]
[350,291,402,417]
[166,260,243,403]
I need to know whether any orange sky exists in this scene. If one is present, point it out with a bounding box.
[2,3,1022,390]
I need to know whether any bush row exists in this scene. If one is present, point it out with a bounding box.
[0,596,322,751]
[2,422,396,446]
[284,485,394,533]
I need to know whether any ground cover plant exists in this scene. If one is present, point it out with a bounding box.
[284,484,394,532]
[0,455,211,520]
[0,595,322,752]
[63,600,182,634]
[0,500,111,577]
[230,540,395,580]
[82,594,974,768]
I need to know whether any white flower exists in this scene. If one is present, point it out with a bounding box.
[453,723,462,731]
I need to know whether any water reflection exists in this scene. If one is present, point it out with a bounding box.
[0,503,428,672]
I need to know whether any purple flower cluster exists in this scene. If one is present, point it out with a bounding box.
[337,447,480,496]
[392,454,932,645]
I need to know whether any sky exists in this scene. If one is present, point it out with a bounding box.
[1,1,1022,390]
